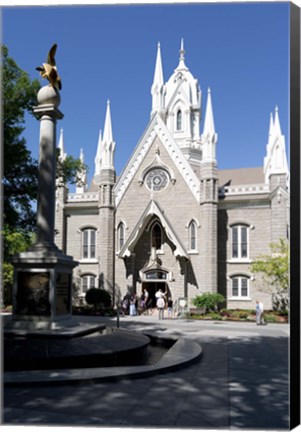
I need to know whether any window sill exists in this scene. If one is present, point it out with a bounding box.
[188,250,199,255]
[229,297,252,301]
[228,259,252,264]
[80,259,98,264]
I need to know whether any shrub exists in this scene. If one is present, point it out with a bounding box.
[209,312,222,320]
[264,314,277,323]
[192,292,225,313]
[220,308,231,317]
[85,288,111,310]
[238,311,249,319]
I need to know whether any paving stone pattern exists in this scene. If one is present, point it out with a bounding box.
[2,315,289,429]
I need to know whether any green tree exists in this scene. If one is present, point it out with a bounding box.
[2,44,40,233]
[1,227,35,306]
[250,239,289,311]
[56,148,88,188]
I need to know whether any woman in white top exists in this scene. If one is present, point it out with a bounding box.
[155,289,167,320]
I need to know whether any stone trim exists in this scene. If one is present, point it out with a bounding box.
[115,114,200,207]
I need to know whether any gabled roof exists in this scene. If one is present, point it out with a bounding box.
[118,200,187,259]
[218,167,264,187]
[114,113,200,206]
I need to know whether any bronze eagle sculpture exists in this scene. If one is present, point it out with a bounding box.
[36,43,62,91]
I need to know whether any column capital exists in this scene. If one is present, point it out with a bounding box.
[33,104,64,120]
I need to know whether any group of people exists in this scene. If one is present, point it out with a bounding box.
[120,288,173,319]
[121,289,151,316]
[122,292,265,324]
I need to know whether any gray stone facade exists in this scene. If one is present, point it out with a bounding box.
[55,43,289,311]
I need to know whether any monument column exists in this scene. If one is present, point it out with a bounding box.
[34,87,63,249]
[6,45,79,331]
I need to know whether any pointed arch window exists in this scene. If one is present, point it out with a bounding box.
[188,220,197,251]
[118,222,125,251]
[176,110,182,131]
[151,222,163,251]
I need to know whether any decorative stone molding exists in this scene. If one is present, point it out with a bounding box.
[115,114,200,207]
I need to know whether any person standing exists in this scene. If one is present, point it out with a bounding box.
[155,288,166,320]
[167,297,173,319]
[143,288,149,305]
[255,300,265,325]
[129,296,137,316]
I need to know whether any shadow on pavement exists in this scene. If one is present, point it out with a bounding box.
[3,328,288,430]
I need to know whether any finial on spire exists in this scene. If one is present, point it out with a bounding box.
[180,38,185,61]
[176,38,187,71]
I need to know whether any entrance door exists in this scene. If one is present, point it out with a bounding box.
[142,282,170,309]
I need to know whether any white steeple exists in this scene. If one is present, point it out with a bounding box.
[201,88,217,162]
[101,100,115,170]
[76,148,87,193]
[94,129,103,175]
[163,40,202,162]
[94,100,115,174]
[264,106,289,185]
[151,42,165,118]
[58,128,67,161]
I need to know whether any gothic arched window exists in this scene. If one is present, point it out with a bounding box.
[188,220,197,251]
[176,110,182,131]
[151,222,163,251]
[118,222,125,251]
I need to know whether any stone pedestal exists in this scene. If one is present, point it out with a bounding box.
[9,249,78,330]
[6,85,78,332]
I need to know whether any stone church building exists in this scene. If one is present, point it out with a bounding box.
[55,41,289,311]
